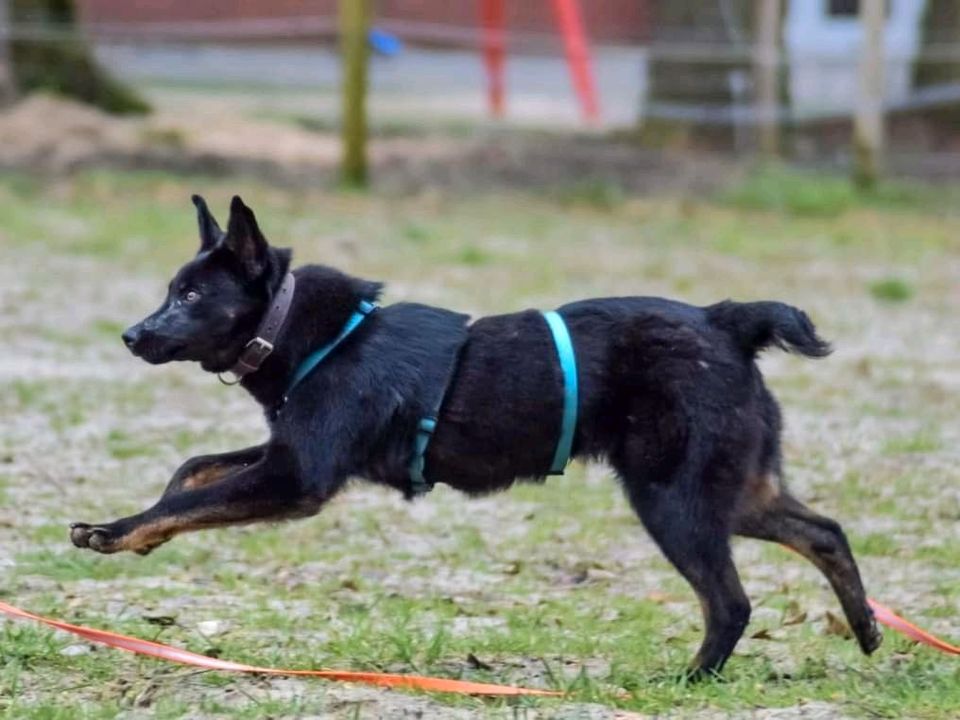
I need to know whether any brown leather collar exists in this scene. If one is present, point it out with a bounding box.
[218,272,296,385]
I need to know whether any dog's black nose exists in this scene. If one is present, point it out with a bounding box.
[121,327,140,348]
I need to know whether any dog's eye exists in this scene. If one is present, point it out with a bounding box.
[183,290,201,303]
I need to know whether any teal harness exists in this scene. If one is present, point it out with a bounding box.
[540,311,579,475]
[286,300,378,393]
[287,304,579,493]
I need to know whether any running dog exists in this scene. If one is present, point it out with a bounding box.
[70,195,882,677]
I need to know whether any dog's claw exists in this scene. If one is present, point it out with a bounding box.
[69,522,120,554]
[69,522,91,548]
[858,617,884,655]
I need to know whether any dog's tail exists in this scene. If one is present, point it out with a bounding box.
[706,300,832,359]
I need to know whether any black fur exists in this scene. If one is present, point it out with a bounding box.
[72,196,882,677]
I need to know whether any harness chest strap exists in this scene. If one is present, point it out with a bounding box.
[283,300,443,495]
[285,299,378,397]
[409,417,438,496]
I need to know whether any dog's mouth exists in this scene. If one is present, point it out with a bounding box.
[131,341,188,365]
[132,336,241,371]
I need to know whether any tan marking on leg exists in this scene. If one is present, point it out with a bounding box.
[111,499,321,554]
[112,516,201,553]
[736,473,781,518]
[180,464,232,491]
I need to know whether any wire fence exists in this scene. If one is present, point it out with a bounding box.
[1,13,959,174]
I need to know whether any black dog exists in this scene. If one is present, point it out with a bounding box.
[70,196,882,677]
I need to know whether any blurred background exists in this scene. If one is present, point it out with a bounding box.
[0,0,958,181]
[0,2,958,719]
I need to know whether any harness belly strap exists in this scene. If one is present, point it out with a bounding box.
[541,310,579,475]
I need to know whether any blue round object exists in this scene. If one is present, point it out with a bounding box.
[369,29,403,57]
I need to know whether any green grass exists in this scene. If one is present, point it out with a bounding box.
[721,163,955,218]
[724,165,859,218]
[882,430,942,455]
[555,178,626,210]
[869,277,915,303]
[1,167,958,718]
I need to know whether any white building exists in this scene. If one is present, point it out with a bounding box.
[785,0,928,118]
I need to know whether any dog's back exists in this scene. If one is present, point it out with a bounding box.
[430,296,827,496]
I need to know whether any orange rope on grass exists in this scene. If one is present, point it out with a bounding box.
[0,600,561,696]
[867,599,959,655]
[1,577,955,698]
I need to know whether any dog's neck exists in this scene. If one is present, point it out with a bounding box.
[236,264,382,411]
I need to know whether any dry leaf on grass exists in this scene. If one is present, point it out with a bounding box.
[782,601,807,627]
[644,590,676,604]
[143,615,176,626]
[466,653,493,671]
[824,611,853,639]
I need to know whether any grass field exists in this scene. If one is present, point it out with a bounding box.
[0,167,958,719]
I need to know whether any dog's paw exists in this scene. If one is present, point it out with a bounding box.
[857,615,884,655]
[69,522,122,554]
[682,666,725,684]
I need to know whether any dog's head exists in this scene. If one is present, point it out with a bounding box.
[122,195,290,372]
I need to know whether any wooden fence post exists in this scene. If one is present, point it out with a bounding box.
[753,0,781,157]
[340,0,371,187]
[853,0,886,189]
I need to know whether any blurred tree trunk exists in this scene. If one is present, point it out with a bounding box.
[10,0,148,114]
[853,0,885,189]
[0,0,15,105]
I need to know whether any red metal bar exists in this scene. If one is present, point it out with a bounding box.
[549,0,600,125]
[480,0,506,117]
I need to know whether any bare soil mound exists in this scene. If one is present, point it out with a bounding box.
[0,93,737,194]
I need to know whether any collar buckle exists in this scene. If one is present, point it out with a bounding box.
[230,336,275,377]
[243,336,274,364]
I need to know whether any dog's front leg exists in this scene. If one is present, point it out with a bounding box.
[161,444,268,499]
[70,451,321,555]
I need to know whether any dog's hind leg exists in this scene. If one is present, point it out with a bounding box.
[624,474,751,678]
[733,476,882,655]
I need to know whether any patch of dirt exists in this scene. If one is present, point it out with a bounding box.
[0,94,740,195]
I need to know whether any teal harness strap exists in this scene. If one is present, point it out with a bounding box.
[409,417,437,496]
[283,299,456,497]
[283,302,577,494]
[541,310,579,475]
[408,341,465,496]
[286,300,377,398]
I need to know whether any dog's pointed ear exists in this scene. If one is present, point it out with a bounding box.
[191,194,223,253]
[224,195,269,279]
